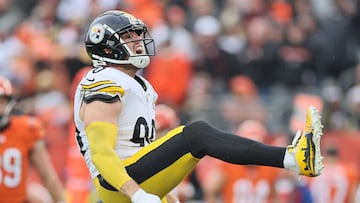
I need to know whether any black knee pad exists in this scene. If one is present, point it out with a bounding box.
[182,120,223,158]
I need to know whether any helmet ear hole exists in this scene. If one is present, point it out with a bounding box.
[104,48,112,54]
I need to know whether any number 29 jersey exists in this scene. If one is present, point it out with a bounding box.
[73,67,158,179]
[0,116,44,203]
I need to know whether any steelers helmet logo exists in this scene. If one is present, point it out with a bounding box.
[89,24,105,44]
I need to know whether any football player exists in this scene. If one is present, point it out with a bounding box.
[0,76,65,202]
[74,10,324,203]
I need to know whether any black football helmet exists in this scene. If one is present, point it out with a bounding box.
[0,76,16,129]
[85,10,155,69]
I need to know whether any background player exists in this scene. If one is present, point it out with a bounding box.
[0,76,65,203]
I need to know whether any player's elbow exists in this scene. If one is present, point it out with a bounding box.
[90,144,114,165]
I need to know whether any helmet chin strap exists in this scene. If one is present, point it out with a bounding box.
[92,54,150,69]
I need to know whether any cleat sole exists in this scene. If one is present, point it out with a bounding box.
[309,106,324,176]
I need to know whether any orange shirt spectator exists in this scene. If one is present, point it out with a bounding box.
[146,44,193,109]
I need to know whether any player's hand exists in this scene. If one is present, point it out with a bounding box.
[130,188,161,203]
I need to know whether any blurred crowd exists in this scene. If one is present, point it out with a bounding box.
[1,0,360,202]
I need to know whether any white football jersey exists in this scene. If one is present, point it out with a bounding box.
[74,67,158,179]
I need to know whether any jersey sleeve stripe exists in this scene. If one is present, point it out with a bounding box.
[81,80,115,89]
[81,80,125,96]
[98,86,125,96]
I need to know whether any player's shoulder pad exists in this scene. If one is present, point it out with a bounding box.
[80,67,128,103]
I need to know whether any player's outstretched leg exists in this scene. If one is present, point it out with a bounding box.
[285,106,324,177]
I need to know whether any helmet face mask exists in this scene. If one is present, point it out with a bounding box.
[85,10,155,69]
[0,77,16,129]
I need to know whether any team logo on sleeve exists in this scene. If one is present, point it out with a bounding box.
[89,24,105,44]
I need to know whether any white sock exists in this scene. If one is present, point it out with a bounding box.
[283,150,299,173]
[283,130,302,173]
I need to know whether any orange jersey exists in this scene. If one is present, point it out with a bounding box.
[309,161,359,203]
[221,163,281,203]
[0,116,44,203]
